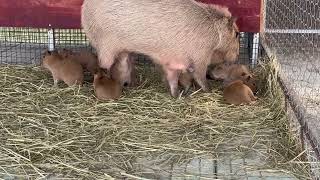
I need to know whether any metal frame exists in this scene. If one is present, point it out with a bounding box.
[47,24,55,51]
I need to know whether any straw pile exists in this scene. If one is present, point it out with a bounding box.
[0,58,311,179]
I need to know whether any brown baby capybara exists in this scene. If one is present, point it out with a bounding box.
[82,0,240,97]
[210,63,252,82]
[210,63,258,93]
[223,80,257,105]
[93,69,122,100]
[177,62,256,94]
[243,75,257,94]
[178,72,194,93]
[41,50,84,87]
[59,49,98,75]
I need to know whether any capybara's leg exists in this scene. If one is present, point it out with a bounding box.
[248,90,258,101]
[164,68,180,98]
[192,63,209,92]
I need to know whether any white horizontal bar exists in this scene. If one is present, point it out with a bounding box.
[265,29,320,34]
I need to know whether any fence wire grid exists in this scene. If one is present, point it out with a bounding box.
[262,0,320,178]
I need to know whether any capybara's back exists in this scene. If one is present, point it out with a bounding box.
[60,58,84,86]
[59,49,98,75]
[223,80,257,105]
[41,50,84,87]
[93,70,122,100]
[76,50,98,74]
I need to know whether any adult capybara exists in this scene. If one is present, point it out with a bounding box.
[82,0,239,97]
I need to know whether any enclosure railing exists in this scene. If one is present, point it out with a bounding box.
[261,0,320,178]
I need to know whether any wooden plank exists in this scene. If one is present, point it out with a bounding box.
[199,0,261,32]
[0,0,261,32]
[0,0,82,29]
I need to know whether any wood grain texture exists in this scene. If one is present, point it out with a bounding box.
[0,0,82,29]
[0,0,261,32]
[199,0,261,32]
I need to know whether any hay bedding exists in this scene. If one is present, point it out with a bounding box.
[0,60,310,179]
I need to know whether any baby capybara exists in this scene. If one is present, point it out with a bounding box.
[59,49,98,75]
[223,80,257,105]
[41,50,84,87]
[93,69,122,100]
[210,63,252,82]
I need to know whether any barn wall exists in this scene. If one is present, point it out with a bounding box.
[0,0,261,32]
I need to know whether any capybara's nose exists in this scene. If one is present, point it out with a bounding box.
[123,82,129,87]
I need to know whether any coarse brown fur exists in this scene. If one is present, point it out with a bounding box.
[59,49,98,75]
[223,80,257,105]
[210,63,252,81]
[41,50,84,87]
[93,69,122,100]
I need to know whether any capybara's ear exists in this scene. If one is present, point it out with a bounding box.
[228,16,237,31]
[45,50,51,56]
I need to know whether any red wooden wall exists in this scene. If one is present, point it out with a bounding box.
[0,0,261,32]
[199,0,261,32]
[0,0,82,29]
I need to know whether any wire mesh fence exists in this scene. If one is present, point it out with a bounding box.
[0,27,47,64]
[262,0,320,178]
[0,27,257,67]
[0,28,91,65]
